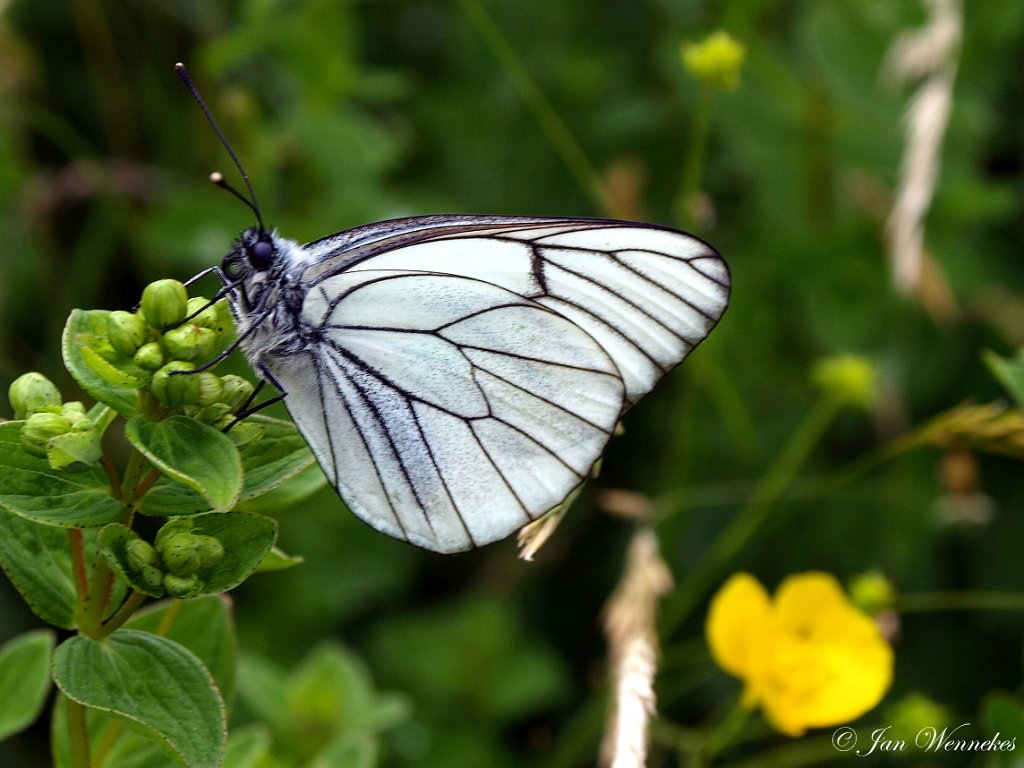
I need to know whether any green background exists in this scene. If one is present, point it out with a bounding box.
[1,1,1023,765]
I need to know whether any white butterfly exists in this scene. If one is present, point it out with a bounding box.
[217,215,729,553]
[173,63,729,553]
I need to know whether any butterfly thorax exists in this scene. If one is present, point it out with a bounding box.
[222,228,311,366]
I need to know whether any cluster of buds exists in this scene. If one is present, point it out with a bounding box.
[124,521,225,599]
[9,372,100,468]
[105,279,255,427]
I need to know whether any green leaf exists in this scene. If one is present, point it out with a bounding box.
[288,643,410,735]
[140,416,318,516]
[223,724,272,768]
[62,309,146,417]
[0,422,123,527]
[0,629,55,740]
[238,643,408,758]
[310,733,379,768]
[369,597,570,721]
[236,652,291,739]
[0,506,128,628]
[51,695,174,768]
[52,631,226,768]
[0,506,79,626]
[238,461,327,513]
[982,692,1024,768]
[125,416,242,512]
[983,350,1024,407]
[136,479,212,517]
[231,416,317,498]
[48,429,103,469]
[254,546,304,573]
[158,511,277,594]
[126,596,237,707]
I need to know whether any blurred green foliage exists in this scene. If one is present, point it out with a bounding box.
[2,0,1024,766]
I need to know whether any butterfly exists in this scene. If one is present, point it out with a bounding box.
[177,66,730,554]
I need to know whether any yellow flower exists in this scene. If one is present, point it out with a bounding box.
[681,31,746,91]
[706,572,893,736]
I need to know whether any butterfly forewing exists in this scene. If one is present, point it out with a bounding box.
[251,216,729,553]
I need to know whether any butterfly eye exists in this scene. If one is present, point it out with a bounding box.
[222,254,245,280]
[248,240,274,270]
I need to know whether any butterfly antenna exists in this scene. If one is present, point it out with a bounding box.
[175,62,266,232]
[208,171,260,216]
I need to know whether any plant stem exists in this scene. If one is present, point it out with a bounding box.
[896,591,1024,613]
[134,467,162,501]
[119,447,147,504]
[100,456,121,499]
[675,85,713,231]
[78,560,115,638]
[155,598,183,636]
[700,702,749,766]
[68,529,89,607]
[457,0,620,217]
[97,590,146,638]
[660,397,842,636]
[66,695,91,768]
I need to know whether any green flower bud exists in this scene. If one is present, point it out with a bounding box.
[849,571,896,615]
[141,279,188,329]
[107,310,149,356]
[681,30,746,90]
[886,693,952,743]
[155,520,190,551]
[161,323,219,362]
[59,402,92,432]
[193,402,232,426]
[134,341,165,371]
[185,297,231,333]
[139,564,166,592]
[163,572,203,599]
[159,532,204,576]
[195,373,224,407]
[194,535,225,569]
[125,538,159,571]
[219,375,255,413]
[150,361,199,408]
[811,354,878,410]
[20,411,72,456]
[9,372,62,419]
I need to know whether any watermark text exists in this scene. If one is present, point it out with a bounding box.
[831,724,1016,756]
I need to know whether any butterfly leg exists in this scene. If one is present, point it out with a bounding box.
[221,363,288,431]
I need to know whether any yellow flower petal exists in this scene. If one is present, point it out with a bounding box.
[762,572,894,735]
[707,571,895,737]
[706,573,772,683]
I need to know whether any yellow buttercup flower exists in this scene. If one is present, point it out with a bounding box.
[706,572,894,736]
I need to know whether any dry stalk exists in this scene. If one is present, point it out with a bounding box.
[884,0,962,301]
[599,528,674,768]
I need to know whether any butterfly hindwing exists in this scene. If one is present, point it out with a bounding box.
[270,268,626,553]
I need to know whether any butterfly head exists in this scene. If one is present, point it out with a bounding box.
[223,227,276,280]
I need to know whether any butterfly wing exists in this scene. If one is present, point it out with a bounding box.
[270,217,729,553]
[298,216,730,404]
